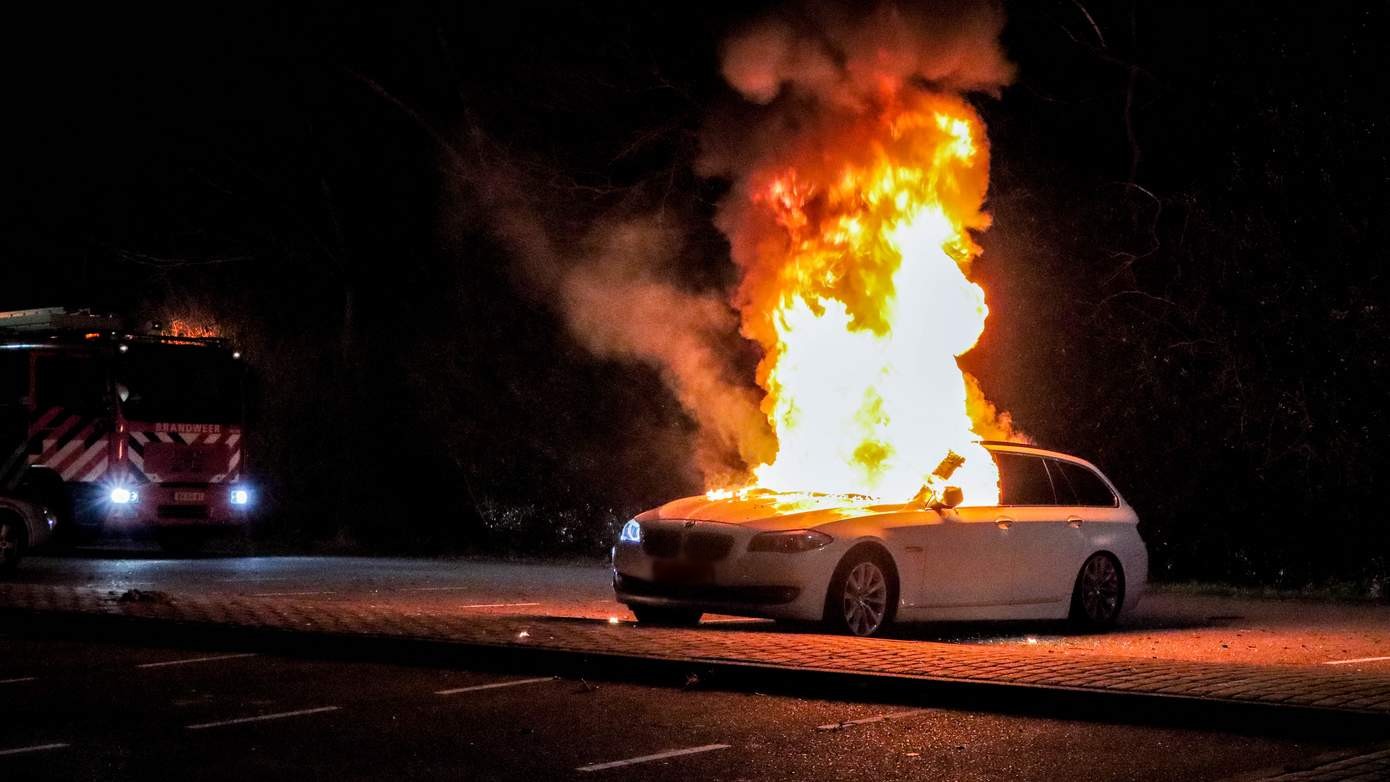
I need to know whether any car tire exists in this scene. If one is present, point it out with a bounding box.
[824,546,898,637]
[0,513,26,575]
[1069,552,1125,631]
[630,605,703,627]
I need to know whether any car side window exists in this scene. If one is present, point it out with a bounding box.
[1051,459,1117,507]
[0,350,28,404]
[34,355,106,415]
[1046,459,1079,505]
[994,453,1056,506]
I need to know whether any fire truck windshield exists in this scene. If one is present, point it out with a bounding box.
[116,344,243,424]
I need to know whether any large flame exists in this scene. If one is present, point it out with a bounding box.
[727,91,1005,504]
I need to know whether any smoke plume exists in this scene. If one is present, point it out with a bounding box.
[470,164,774,485]
[465,1,1019,492]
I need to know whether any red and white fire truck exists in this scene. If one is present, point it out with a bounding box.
[0,308,251,550]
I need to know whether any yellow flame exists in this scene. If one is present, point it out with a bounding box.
[732,95,1005,504]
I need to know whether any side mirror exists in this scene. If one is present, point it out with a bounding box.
[932,486,964,511]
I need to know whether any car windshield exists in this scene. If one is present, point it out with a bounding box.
[116,344,243,424]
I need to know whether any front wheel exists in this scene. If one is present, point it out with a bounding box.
[0,514,27,575]
[824,548,897,637]
[630,605,703,627]
[1069,552,1125,630]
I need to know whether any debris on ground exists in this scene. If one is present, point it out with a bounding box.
[115,589,172,605]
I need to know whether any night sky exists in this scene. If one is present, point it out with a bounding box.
[2,2,1384,587]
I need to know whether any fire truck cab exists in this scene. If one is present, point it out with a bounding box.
[0,308,251,550]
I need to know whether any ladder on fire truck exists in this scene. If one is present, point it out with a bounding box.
[0,307,122,334]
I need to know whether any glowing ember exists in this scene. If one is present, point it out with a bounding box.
[725,92,1009,504]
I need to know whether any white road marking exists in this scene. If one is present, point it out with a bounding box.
[1325,655,1390,666]
[186,706,340,730]
[576,744,730,772]
[817,709,929,731]
[137,653,257,669]
[252,590,335,597]
[435,676,554,696]
[0,743,69,757]
[0,676,37,685]
[456,602,540,609]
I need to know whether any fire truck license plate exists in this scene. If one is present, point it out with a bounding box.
[173,491,206,503]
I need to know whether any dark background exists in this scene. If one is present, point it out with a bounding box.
[2,2,1384,589]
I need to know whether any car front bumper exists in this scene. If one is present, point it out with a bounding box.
[611,520,841,622]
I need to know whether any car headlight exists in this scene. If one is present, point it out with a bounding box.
[748,529,832,553]
[619,519,642,543]
[229,488,251,506]
[109,487,138,505]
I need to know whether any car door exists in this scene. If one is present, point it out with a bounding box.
[912,503,1014,609]
[992,452,1087,605]
[1048,456,1126,560]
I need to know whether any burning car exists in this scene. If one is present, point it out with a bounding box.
[613,442,1146,637]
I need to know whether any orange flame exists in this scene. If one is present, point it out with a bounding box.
[164,317,221,339]
[725,91,1011,504]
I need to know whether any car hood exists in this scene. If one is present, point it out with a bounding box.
[637,492,910,532]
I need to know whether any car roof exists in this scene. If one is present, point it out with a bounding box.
[979,440,1111,473]
[979,440,1075,459]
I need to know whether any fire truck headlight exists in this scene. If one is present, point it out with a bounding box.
[619,519,642,544]
[229,488,251,506]
[109,487,138,505]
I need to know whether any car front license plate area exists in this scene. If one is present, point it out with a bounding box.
[173,490,206,503]
[652,559,714,584]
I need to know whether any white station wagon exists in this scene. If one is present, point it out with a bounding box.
[613,442,1147,636]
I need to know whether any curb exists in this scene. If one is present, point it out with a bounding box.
[10,607,1389,740]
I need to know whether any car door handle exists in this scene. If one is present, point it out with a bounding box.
[1066,516,1084,528]
[995,517,1014,529]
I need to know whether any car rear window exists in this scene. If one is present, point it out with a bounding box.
[994,453,1055,506]
[1050,459,1117,507]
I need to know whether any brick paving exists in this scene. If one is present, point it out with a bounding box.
[1252,746,1390,781]
[4,582,1390,718]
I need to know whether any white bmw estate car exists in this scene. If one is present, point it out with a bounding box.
[613,442,1146,636]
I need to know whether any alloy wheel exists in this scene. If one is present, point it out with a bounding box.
[0,520,18,566]
[1080,555,1121,623]
[841,561,888,636]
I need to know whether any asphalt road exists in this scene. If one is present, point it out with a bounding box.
[12,550,1390,668]
[0,633,1366,781]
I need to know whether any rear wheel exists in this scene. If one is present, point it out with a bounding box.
[630,605,703,627]
[824,547,897,637]
[1069,552,1125,630]
[0,513,27,575]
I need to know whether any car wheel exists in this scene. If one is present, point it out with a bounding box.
[630,605,703,627]
[0,513,26,575]
[1069,552,1125,630]
[825,547,897,637]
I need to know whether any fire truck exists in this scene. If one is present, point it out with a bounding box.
[0,308,251,550]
